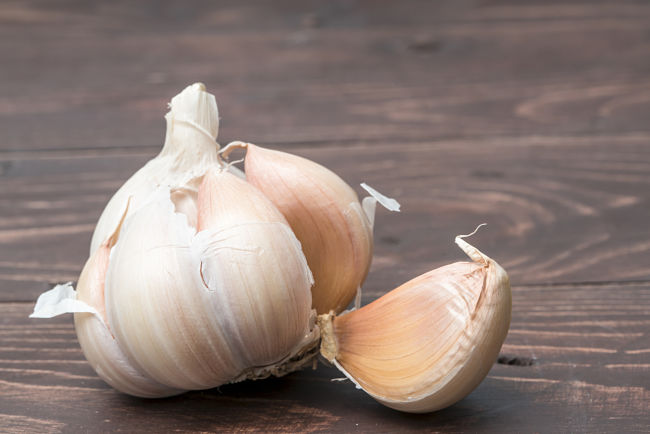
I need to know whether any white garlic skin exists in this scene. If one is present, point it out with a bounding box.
[74,207,181,397]
[323,238,511,413]
[90,83,222,255]
[76,174,315,395]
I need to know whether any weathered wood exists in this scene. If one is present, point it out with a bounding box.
[2,134,649,301]
[0,1,649,151]
[1,0,649,432]
[2,281,648,433]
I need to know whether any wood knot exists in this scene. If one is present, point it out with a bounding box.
[497,354,537,366]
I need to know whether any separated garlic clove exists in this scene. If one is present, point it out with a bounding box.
[318,233,511,413]
[242,144,374,315]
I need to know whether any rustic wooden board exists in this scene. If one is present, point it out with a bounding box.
[1,0,649,432]
[1,1,649,151]
[2,281,648,433]
[2,134,649,301]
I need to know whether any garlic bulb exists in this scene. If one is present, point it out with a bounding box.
[318,231,511,413]
[31,83,319,397]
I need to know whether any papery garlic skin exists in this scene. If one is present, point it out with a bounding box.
[90,83,222,255]
[244,144,374,315]
[74,204,181,398]
[319,237,511,413]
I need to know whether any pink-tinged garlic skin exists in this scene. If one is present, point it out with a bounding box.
[244,144,373,315]
[327,241,511,413]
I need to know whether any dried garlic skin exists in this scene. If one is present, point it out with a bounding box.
[74,205,181,397]
[89,83,222,255]
[104,178,314,391]
[244,144,374,314]
[320,238,511,413]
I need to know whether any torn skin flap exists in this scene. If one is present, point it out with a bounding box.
[29,283,105,327]
[360,183,400,228]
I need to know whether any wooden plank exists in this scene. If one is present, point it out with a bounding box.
[0,1,649,151]
[1,0,649,431]
[2,281,648,432]
[2,134,649,301]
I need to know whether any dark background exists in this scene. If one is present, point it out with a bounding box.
[1,1,649,432]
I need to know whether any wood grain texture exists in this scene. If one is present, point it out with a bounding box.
[2,282,649,433]
[1,136,649,301]
[0,0,649,150]
[1,0,649,432]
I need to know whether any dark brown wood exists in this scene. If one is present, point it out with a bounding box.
[2,136,650,301]
[1,0,649,432]
[2,281,648,432]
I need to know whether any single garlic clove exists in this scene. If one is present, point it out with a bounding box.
[74,204,181,397]
[318,235,511,413]
[195,168,315,369]
[244,144,373,315]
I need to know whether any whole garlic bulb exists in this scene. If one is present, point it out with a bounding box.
[318,230,511,413]
[31,83,326,397]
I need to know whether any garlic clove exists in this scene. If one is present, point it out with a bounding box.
[243,144,373,315]
[74,204,181,397]
[195,168,315,368]
[318,235,511,413]
[104,189,242,390]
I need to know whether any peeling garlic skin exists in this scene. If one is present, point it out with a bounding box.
[325,240,511,413]
[105,193,236,390]
[244,144,374,315]
[100,171,315,392]
[90,83,221,255]
[74,212,181,398]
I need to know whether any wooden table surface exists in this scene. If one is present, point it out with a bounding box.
[1,1,649,432]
